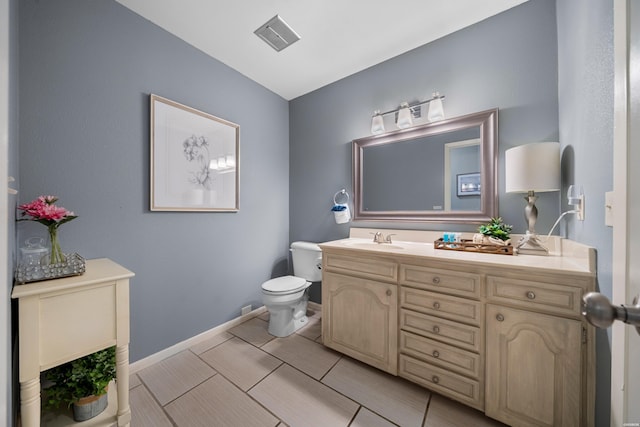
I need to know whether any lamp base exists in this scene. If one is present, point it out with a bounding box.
[515,231,549,255]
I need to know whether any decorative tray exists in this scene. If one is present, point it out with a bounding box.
[434,239,514,256]
[15,253,86,284]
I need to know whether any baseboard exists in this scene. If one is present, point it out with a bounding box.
[130,305,268,374]
[308,301,321,312]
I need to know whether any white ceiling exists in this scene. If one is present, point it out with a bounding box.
[115,0,529,100]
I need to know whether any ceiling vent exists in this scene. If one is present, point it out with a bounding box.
[254,15,301,52]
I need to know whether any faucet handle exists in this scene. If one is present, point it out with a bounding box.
[370,231,384,243]
[384,234,396,243]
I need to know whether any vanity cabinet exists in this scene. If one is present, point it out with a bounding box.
[398,263,484,410]
[320,234,596,427]
[485,305,582,427]
[485,274,590,427]
[322,253,398,374]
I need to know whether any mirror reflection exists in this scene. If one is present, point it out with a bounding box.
[353,109,498,223]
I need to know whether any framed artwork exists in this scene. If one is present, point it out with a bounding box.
[456,172,481,197]
[150,94,239,211]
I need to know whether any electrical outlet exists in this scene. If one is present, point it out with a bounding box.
[605,191,614,227]
[241,305,252,316]
[577,194,585,221]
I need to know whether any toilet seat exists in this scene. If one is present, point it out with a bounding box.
[261,276,309,295]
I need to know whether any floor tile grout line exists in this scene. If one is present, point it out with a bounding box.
[421,392,433,427]
[202,316,411,425]
[194,358,287,425]
[131,372,180,427]
[189,331,234,355]
[135,314,429,427]
[138,350,219,409]
[346,405,364,427]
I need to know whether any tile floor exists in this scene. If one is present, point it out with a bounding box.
[129,310,507,427]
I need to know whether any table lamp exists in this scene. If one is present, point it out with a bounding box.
[505,142,560,254]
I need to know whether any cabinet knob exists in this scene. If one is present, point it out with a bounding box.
[433,325,440,333]
[496,313,505,322]
[432,276,441,284]
[526,291,536,300]
[386,289,392,296]
[432,375,440,384]
[433,302,440,310]
[432,350,440,358]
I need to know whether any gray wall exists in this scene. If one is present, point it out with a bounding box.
[557,1,614,425]
[289,0,612,422]
[289,0,560,248]
[290,0,560,305]
[18,0,290,362]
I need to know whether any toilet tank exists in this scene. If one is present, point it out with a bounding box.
[290,241,322,282]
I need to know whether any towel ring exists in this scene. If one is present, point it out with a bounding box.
[333,189,349,205]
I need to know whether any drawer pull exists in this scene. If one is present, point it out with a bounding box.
[526,291,536,300]
[432,276,441,284]
[433,325,440,333]
[432,350,440,358]
[496,313,505,322]
[432,375,440,384]
[433,302,440,310]
[386,289,392,296]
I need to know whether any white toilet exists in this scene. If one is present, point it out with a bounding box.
[261,241,322,337]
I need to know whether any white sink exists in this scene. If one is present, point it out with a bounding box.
[342,241,405,250]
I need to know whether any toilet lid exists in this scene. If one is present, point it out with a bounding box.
[262,276,308,294]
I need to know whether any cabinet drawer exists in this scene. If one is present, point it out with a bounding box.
[400,287,481,326]
[324,253,397,282]
[486,276,584,317]
[399,354,483,410]
[400,331,481,378]
[400,265,480,299]
[400,310,480,352]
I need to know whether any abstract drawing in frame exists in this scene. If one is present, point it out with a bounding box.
[150,94,239,211]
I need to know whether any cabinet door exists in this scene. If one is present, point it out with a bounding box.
[322,271,397,374]
[485,304,583,427]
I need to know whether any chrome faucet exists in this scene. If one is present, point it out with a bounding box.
[371,232,395,244]
[372,231,384,243]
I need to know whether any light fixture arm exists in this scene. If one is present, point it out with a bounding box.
[373,94,446,118]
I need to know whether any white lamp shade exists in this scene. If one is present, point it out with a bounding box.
[396,103,413,129]
[505,142,561,193]
[371,112,385,135]
[427,97,445,122]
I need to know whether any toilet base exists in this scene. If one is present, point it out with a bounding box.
[265,289,310,337]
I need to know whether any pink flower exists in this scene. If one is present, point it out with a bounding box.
[18,196,77,228]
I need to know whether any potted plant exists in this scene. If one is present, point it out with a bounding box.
[43,346,116,421]
[476,217,513,245]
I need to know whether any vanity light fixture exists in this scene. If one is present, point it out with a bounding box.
[370,92,446,135]
[371,110,385,135]
[427,91,445,122]
[505,142,561,255]
[396,102,413,129]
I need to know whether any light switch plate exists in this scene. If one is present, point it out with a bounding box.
[605,191,614,227]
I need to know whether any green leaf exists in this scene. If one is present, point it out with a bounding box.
[42,347,116,409]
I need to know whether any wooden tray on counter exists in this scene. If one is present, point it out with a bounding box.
[434,238,514,256]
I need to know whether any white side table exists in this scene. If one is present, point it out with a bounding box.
[11,258,134,427]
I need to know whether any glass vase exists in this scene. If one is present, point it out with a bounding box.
[47,226,66,265]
